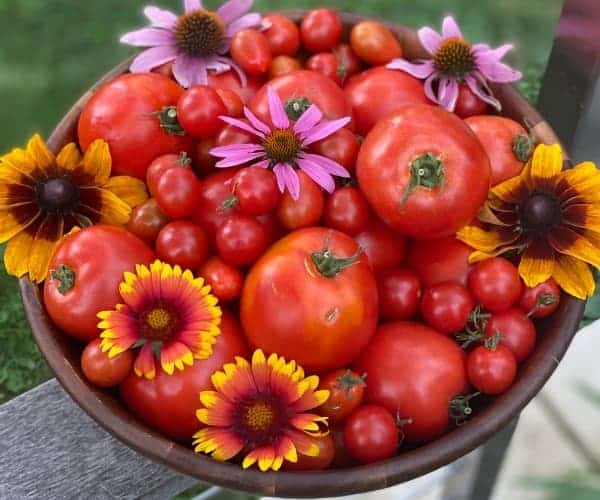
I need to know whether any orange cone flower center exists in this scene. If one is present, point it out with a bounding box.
[245,401,275,431]
[140,304,178,340]
[434,37,474,79]
[175,10,224,57]
[263,129,302,163]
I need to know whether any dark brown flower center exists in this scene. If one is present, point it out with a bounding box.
[520,192,562,232]
[140,304,178,340]
[233,395,285,446]
[263,129,302,164]
[36,177,79,213]
[434,37,475,79]
[175,10,224,57]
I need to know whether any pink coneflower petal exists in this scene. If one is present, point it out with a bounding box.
[438,78,459,111]
[143,6,178,29]
[120,27,175,46]
[477,58,522,83]
[293,105,323,135]
[464,74,502,110]
[267,87,290,129]
[215,150,265,168]
[226,13,262,36]
[301,117,351,146]
[300,153,350,177]
[423,74,438,103]
[219,116,264,137]
[297,158,336,193]
[218,0,252,24]
[173,54,196,87]
[205,56,230,73]
[244,108,271,135]
[129,45,179,72]
[474,43,513,61]
[219,57,248,86]
[184,0,203,13]
[441,16,463,38]
[417,26,442,54]
[276,164,300,200]
[272,164,286,193]
[211,143,264,157]
[386,59,436,79]
[253,159,270,169]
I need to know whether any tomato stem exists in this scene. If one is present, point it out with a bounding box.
[449,392,480,426]
[154,106,185,136]
[401,153,445,207]
[484,331,503,350]
[177,151,192,166]
[284,97,311,121]
[527,292,558,317]
[51,264,76,294]
[219,196,239,212]
[311,233,360,278]
[335,369,367,395]
[512,133,535,162]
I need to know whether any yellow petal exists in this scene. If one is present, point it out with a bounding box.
[82,139,112,186]
[517,239,555,287]
[96,188,132,225]
[27,215,65,283]
[529,143,563,188]
[26,134,55,171]
[56,143,82,171]
[548,228,600,269]
[552,254,595,300]
[1,148,39,182]
[559,161,600,203]
[4,230,35,278]
[103,176,148,208]
[491,172,529,204]
[456,225,517,253]
[0,208,38,243]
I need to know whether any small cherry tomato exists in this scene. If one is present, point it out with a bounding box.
[421,282,475,334]
[208,70,264,104]
[156,221,209,269]
[214,122,255,147]
[344,405,399,464]
[467,341,517,395]
[146,152,191,198]
[256,211,281,246]
[333,44,362,83]
[468,257,522,312]
[518,278,561,318]
[231,167,280,215]
[350,21,402,65]
[310,128,360,172]
[216,214,268,266]
[324,187,370,236]
[319,369,367,423]
[407,237,472,288]
[262,14,300,56]
[231,29,272,76]
[81,338,133,388]
[306,52,343,85]
[454,84,488,118]
[484,308,536,362]
[177,85,227,138]
[300,9,342,53]
[215,88,244,118]
[331,426,355,468]
[191,137,217,177]
[197,256,244,302]
[276,171,324,230]
[354,219,406,273]
[284,434,335,471]
[268,55,303,79]
[125,198,170,245]
[155,166,202,218]
[377,268,421,321]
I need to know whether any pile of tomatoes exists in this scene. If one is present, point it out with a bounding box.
[41,8,563,470]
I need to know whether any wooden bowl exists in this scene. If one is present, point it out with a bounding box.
[20,11,585,498]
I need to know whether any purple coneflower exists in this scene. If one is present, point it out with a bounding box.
[387,16,522,111]
[210,87,351,200]
[120,0,261,87]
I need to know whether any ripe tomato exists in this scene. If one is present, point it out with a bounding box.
[357,104,491,239]
[216,214,267,266]
[284,434,335,471]
[484,308,536,362]
[324,187,370,236]
[377,268,421,321]
[421,283,474,334]
[349,21,402,65]
[241,228,378,373]
[469,257,522,312]
[208,70,264,104]
[454,84,487,118]
[44,226,155,342]
[344,405,399,464]
[467,342,517,395]
[318,369,366,423]
[310,128,360,172]
[215,122,255,147]
[231,29,272,76]
[78,73,192,179]
[146,152,190,198]
[331,425,354,468]
[125,198,170,245]
[306,53,342,85]
[354,322,468,443]
[177,85,227,138]
[465,116,529,185]
[231,167,280,215]
[215,88,244,118]
[192,137,217,177]
[262,14,300,56]
[300,9,342,53]
[81,338,133,388]
[155,221,209,269]
[120,311,248,441]
[354,219,406,273]
[192,169,240,238]
[155,166,202,219]
[407,236,472,288]
[197,256,244,302]
[333,44,362,83]
[276,171,324,230]
[268,55,303,79]
[256,211,282,246]
[518,278,561,318]
[344,67,430,136]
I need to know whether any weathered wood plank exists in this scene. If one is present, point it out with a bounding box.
[0,379,197,500]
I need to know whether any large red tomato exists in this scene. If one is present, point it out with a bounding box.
[354,322,468,443]
[78,73,192,179]
[357,104,491,239]
[344,67,430,136]
[120,312,248,442]
[208,70,264,103]
[43,226,155,342]
[240,228,378,373]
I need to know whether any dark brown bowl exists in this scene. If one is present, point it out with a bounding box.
[20,11,585,498]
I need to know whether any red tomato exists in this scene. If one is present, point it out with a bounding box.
[344,67,430,136]
[146,152,190,198]
[231,167,280,215]
[214,122,255,147]
[125,198,170,245]
[262,14,300,56]
[208,70,264,104]
[81,338,133,388]
[407,237,472,288]
[454,84,488,118]
[310,127,360,172]
[155,221,209,269]
[216,214,267,266]
[357,104,491,239]
[344,405,399,464]
[155,166,202,219]
[300,9,342,53]
[215,88,244,118]
[152,61,175,79]
[191,137,217,177]
[268,55,303,79]
[256,211,281,246]
[120,311,248,441]
[377,268,421,321]
[331,425,354,468]
[306,53,342,85]
[469,257,522,312]
[44,226,155,342]
[197,256,244,302]
[518,278,561,318]
[465,116,529,185]
[177,85,227,138]
[276,171,325,230]
[484,308,536,362]
[324,187,370,236]
[285,434,335,471]
[421,283,474,334]
[354,219,406,273]
[318,369,366,423]
[467,343,517,395]
[349,21,402,65]
[231,29,272,76]
[192,169,240,238]
[333,44,362,82]
[241,228,378,373]
[78,73,192,178]
[354,322,468,443]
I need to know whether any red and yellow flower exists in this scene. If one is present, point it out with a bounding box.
[98,260,222,379]
[193,349,330,472]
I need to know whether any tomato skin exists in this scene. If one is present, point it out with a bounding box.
[197,256,244,302]
[156,221,209,269]
[208,70,264,104]
[377,268,421,321]
[191,137,217,177]
[318,369,366,423]
[125,198,170,245]
[262,14,300,56]
[215,88,244,118]
[120,311,248,441]
[468,257,522,312]
[241,228,378,373]
[324,187,370,236]
[44,226,155,342]
[216,214,267,266]
[177,85,227,138]
[518,278,561,318]
[306,53,342,85]
[78,73,192,179]
[349,21,402,65]
[232,167,280,216]
[231,29,272,76]
[82,338,133,388]
[484,308,536,362]
[333,44,362,82]
[300,9,342,53]
[155,167,202,219]
[467,344,517,395]
[354,219,406,273]
[276,171,325,230]
[454,84,488,118]
[310,127,360,172]
[344,405,399,464]
[407,237,472,288]
[215,122,255,148]
[354,321,468,443]
[284,434,335,471]
[146,153,188,198]
[268,55,303,79]
[357,104,491,239]
[344,67,430,136]
[421,283,475,334]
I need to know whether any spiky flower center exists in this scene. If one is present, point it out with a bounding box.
[36,176,79,213]
[520,192,562,233]
[140,304,178,340]
[434,37,475,79]
[263,129,302,164]
[245,401,275,431]
[175,10,224,57]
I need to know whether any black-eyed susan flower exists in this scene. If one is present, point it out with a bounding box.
[457,143,600,299]
[193,349,329,472]
[98,260,222,379]
[0,134,147,282]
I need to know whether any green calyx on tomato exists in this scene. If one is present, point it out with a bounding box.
[454,304,490,349]
[311,236,360,278]
[401,153,445,206]
[448,392,479,426]
[219,196,240,212]
[51,264,76,294]
[483,331,502,351]
[154,106,185,136]
[335,369,366,395]
[177,151,192,166]
[512,133,535,162]
[285,96,312,120]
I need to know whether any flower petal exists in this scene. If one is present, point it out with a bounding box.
[279,164,301,200]
[82,139,112,186]
[297,158,335,193]
[120,27,175,47]
[27,134,55,171]
[130,45,179,73]
[437,78,459,111]
[218,116,264,137]
[102,176,148,208]
[423,74,439,104]
[518,238,555,287]
[464,74,501,111]
[417,26,442,54]
[243,107,271,135]
[293,105,323,135]
[214,150,265,168]
[4,228,35,279]
[56,143,82,171]
[134,343,157,380]
[301,117,351,146]
[477,58,522,83]
[184,0,202,13]
[226,12,262,36]
[267,86,289,129]
[386,59,435,79]
[0,206,40,243]
[272,164,286,194]
[284,429,320,457]
[300,153,350,177]
[529,143,563,190]
[217,0,252,24]
[27,214,64,283]
[456,225,520,254]
[161,340,194,375]
[143,6,178,29]
[552,254,595,300]
[491,172,530,204]
[548,226,600,269]
[441,16,463,39]
[193,427,244,462]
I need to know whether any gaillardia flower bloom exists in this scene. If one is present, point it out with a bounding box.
[98,260,222,379]
[0,135,146,283]
[193,349,329,471]
[120,0,261,87]
[457,143,600,299]
[210,86,351,200]
[387,16,522,111]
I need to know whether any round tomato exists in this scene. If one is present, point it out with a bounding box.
[120,311,248,441]
[177,85,227,138]
[354,219,406,273]
[518,278,561,318]
[125,198,170,245]
[344,67,430,136]
[284,434,335,471]
[81,338,133,388]
[344,405,399,464]
[146,152,190,198]
[354,322,468,443]
[300,9,342,53]
[155,166,202,219]
[349,21,402,65]
[192,137,217,177]
[231,167,280,216]
[156,221,209,269]
[262,14,300,56]
[231,29,272,76]
[197,256,244,303]
[78,73,192,179]
[215,88,244,118]
[468,257,522,312]
[44,226,155,342]
[216,214,268,266]
[333,44,362,82]
[215,122,255,148]
[241,228,378,373]
[276,171,324,230]
[324,187,370,236]
[310,127,360,172]
[421,283,474,334]
[318,369,366,423]
[268,55,303,79]
[357,104,491,239]
[467,342,517,395]
[306,53,342,85]
[377,268,421,321]
[454,84,487,118]
[208,70,264,104]
[484,308,536,362]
